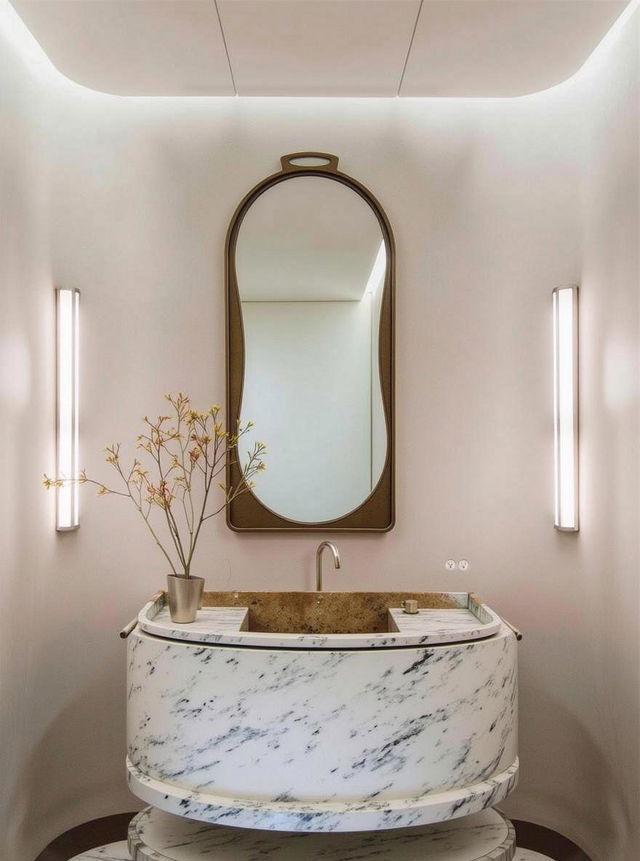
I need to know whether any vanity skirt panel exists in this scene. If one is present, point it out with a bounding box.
[127,626,517,831]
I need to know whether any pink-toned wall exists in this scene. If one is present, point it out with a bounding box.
[0,17,53,861]
[0,7,637,861]
[573,17,639,859]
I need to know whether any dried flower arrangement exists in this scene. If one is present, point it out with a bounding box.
[44,393,266,585]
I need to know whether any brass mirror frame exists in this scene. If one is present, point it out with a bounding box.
[226,153,395,532]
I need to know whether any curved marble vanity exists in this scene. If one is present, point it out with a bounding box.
[127,591,518,833]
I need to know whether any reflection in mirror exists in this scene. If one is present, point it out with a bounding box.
[236,176,387,523]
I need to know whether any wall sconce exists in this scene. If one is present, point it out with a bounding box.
[553,285,579,532]
[56,287,80,530]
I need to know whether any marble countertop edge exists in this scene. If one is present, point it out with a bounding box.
[138,599,505,649]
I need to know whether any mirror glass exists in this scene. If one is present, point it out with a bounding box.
[235,176,388,523]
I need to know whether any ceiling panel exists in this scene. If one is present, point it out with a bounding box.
[401,0,628,97]
[11,0,235,96]
[7,0,633,97]
[217,0,422,96]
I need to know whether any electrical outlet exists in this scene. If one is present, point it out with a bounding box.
[458,559,470,571]
[445,560,456,571]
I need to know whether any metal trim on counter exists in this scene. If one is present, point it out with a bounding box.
[501,617,523,641]
[120,590,165,639]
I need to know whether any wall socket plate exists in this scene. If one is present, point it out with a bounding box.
[445,559,470,571]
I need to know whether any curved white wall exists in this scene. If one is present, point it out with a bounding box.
[0,19,53,861]
[0,7,637,861]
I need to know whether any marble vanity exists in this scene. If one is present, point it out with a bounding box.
[126,591,519,835]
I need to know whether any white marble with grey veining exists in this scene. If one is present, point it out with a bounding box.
[138,602,502,649]
[127,757,519,833]
[127,622,518,832]
[387,608,497,639]
[69,843,131,860]
[128,806,517,861]
[142,606,251,641]
[66,834,554,861]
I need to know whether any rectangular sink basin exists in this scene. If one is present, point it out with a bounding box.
[201,590,466,635]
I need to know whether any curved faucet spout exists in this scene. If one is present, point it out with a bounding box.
[316,541,341,592]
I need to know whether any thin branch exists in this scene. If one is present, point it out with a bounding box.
[44,395,265,580]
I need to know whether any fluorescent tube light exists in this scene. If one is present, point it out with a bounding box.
[56,287,80,530]
[553,285,579,532]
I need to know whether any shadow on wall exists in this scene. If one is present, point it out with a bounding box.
[14,666,142,859]
[504,665,628,857]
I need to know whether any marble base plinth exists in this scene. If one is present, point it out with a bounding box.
[125,806,517,861]
[70,842,131,860]
[69,834,555,861]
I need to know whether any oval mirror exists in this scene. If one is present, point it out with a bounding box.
[226,154,394,531]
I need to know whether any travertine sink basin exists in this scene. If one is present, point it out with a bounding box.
[201,590,463,634]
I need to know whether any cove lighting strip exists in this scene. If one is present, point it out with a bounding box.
[56,287,80,530]
[553,285,579,532]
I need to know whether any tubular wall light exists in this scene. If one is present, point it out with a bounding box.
[56,287,80,531]
[553,285,579,532]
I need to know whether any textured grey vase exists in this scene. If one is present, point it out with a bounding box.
[167,575,205,623]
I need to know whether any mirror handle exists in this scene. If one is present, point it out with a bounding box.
[280,152,340,173]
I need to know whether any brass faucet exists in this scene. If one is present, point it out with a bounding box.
[316,541,341,592]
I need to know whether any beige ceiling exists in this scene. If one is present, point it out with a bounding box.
[10,0,629,97]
